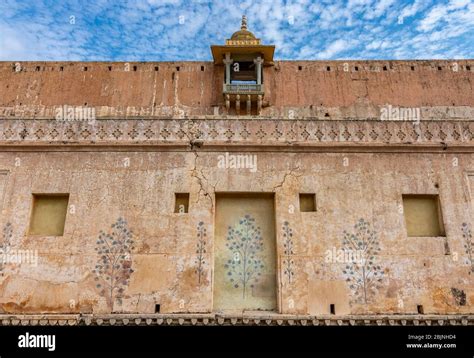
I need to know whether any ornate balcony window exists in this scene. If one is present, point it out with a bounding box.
[211,16,275,115]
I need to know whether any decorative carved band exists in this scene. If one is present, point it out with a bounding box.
[0,119,473,147]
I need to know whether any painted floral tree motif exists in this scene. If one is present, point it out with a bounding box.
[195,221,207,284]
[342,218,384,304]
[461,222,473,274]
[282,221,295,284]
[224,215,264,298]
[93,217,135,312]
[0,223,13,272]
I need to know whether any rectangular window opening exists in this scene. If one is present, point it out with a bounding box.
[108,66,112,71]
[29,194,69,236]
[383,65,387,71]
[176,66,180,71]
[298,65,302,71]
[402,194,445,237]
[326,66,331,71]
[417,305,424,314]
[155,304,161,313]
[201,66,205,71]
[330,304,336,315]
[174,193,189,213]
[411,66,415,71]
[133,65,137,71]
[154,66,159,71]
[299,193,316,212]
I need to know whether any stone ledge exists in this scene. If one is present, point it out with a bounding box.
[0,314,472,326]
[1,104,474,121]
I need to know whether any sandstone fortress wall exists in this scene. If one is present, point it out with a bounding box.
[0,60,473,120]
[0,56,473,322]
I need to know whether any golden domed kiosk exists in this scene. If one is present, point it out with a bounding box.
[211,16,275,114]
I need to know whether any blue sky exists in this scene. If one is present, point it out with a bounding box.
[0,0,473,61]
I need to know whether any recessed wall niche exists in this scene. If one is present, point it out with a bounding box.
[402,194,445,237]
[299,193,316,212]
[29,194,69,236]
[213,193,276,311]
[174,193,190,213]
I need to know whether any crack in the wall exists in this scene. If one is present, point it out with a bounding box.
[189,151,216,209]
[151,75,158,115]
[180,119,217,208]
[272,166,302,192]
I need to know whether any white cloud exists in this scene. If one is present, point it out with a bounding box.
[364,0,396,19]
[448,0,471,9]
[399,0,428,20]
[317,39,354,59]
[418,4,449,31]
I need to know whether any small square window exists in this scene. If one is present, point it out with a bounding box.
[174,193,189,213]
[466,65,471,71]
[437,66,442,71]
[35,66,40,71]
[59,66,64,71]
[154,66,159,71]
[201,66,205,71]
[108,66,112,71]
[29,194,69,236]
[383,65,387,71]
[133,65,137,71]
[176,66,180,71]
[354,66,359,71]
[298,66,302,71]
[326,66,331,71]
[402,195,445,237]
[299,193,316,212]
[411,66,415,71]
[83,66,88,71]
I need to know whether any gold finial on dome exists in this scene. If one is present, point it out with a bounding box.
[241,15,248,30]
[226,16,261,45]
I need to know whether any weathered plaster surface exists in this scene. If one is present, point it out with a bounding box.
[0,148,473,315]
[0,59,473,317]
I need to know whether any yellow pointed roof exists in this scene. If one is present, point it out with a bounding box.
[211,15,275,65]
[229,15,260,43]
